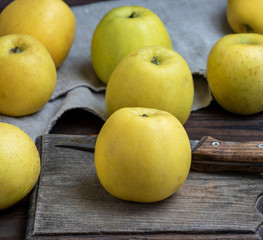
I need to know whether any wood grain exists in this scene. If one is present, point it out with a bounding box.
[0,196,30,240]
[184,101,263,142]
[191,136,263,172]
[25,134,263,240]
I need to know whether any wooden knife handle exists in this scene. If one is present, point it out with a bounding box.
[191,136,263,173]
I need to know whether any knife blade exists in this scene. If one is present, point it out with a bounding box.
[56,135,263,173]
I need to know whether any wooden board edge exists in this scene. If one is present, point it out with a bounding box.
[25,135,43,240]
[22,232,261,240]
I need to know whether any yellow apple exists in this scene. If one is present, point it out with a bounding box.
[95,107,191,203]
[0,34,57,117]
[207,33,263,115]
[91,6,173,84]
[227,0,263,34]
[0,0,76,68]
[0,122,41,210]
[105,46,194,125]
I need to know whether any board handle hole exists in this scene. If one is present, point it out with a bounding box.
[256,194,263,215]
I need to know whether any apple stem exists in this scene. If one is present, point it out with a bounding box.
[9,46,21,54]
[141,114,148,117]
[129,12,136,18]
[244,24,253,33]
[151,56,160,65]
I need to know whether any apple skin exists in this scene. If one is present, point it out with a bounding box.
[0,122,40,210]
[227,0,263,34]
[0,0,76,68]
[207,33,263,115]
[91,6,173,84]
[105,46,194,125]
[0,34,57,117]
[95,107,191,203]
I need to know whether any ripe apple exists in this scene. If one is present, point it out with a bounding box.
[0,0,76,68]
[0,122,41,210]
[0,34,57,117]
[207,33,263,115]
[95,107,191,203]
[227,0,263,34]
[105,46,194,125]
[91,6,173,84]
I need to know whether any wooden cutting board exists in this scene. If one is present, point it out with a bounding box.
[25,134,263,239]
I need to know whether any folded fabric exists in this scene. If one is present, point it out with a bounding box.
[0,0,231,141]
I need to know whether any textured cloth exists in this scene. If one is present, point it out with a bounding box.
[0,0,232,141]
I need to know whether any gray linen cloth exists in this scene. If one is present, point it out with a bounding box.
[0,0,232,141]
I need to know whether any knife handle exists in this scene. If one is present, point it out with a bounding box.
[191,136,263,173]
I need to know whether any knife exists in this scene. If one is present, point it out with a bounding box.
[56,135,263,173]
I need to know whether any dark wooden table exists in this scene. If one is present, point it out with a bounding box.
[1,101,263,240]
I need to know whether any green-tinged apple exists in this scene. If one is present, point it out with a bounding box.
[0,34,57,117]
[95,107,191,203]
[0,0,76,68]
[227,0,263,34]
[105,46,194,125]
[207,33,263,115]
[0,122,40,210]
[91,6,173,84]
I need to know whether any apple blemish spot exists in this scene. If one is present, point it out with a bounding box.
[141,114,149,117]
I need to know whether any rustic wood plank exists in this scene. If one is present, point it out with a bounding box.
[0,196,30,240]
[185,101,263,142]
[26,134,263,240]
